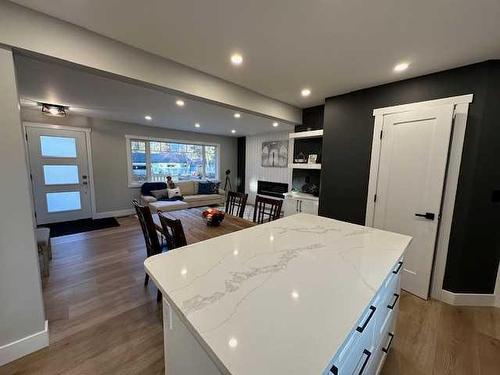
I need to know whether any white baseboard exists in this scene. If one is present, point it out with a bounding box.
[93,208,135,219]
[0,320,48,366]
[440,290,497,307]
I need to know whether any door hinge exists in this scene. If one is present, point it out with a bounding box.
[29,173,33,181]
[379,130,383,139]
[25,132,28,142]
[374,194,377,202]
[34,211,37,218]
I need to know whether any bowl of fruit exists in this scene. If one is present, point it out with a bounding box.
[202,208,225,227]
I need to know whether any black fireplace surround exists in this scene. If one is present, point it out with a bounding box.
[257,180,288,199]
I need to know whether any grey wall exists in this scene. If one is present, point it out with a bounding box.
[21,109,238,213]
[0,48,45,349]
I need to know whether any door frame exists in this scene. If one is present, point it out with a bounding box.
[365,94,473,302]
[23,122,97,221]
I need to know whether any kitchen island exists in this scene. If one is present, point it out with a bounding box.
[145,213,411,375]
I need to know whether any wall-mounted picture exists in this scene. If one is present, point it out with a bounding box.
[308,154,318,164]
[262,140,288,167]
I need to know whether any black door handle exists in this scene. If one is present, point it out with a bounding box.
[415,212,435,220]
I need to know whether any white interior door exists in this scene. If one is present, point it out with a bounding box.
[373,105,454,299]
[26,126,92,224]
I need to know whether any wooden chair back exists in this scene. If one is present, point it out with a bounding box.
[253,195,283,224]
[225,191,248,218]
[133,200,162,257]
[158,213,187,250]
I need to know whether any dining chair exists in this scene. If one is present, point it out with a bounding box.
[133,200,165,301]
[225,191,248,218]
[253,195,283,224]
[158,213,188,250]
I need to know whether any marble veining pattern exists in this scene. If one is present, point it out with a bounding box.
[145,214,411,375]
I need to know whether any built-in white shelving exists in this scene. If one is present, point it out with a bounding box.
[288,129,323,170]
[288,163,321,170]
[288,129,323,139]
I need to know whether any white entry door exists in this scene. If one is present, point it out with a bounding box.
[372,105,454,299]
[26,126,93,224]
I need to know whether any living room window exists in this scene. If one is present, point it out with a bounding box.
[126,135,220,187]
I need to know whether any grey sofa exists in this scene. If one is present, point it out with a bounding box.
[140,181,225,212]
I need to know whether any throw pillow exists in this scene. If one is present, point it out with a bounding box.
[197,181,215,194]
[167,187,182,199]
[150,188,169,199]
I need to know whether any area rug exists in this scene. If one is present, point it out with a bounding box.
[40,217,120,237]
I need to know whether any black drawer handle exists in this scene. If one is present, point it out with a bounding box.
[392,261,403,274]
[358,349,372,374]
[382,333,394,353]
[387,293,400,310]
[356,305,376,333]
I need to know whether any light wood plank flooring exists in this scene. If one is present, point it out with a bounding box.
[1,216,499,374]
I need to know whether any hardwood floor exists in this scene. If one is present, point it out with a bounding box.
[382,293,500,375]
[0,216,164,375]
[0,215,499,374]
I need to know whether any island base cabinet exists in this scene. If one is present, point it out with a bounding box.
[327,259,403,375]
[163,300,225,375]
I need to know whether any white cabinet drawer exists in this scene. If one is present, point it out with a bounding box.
[329,305,378,374]
[327,258,404,375]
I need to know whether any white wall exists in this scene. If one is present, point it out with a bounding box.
[0,47,46,365]
[0,0,301,124]
[245,131,292,204]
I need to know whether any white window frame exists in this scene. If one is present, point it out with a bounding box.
[125,135,220,187]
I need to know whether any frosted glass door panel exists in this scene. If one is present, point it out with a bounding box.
[40,136,77,158]
[43,165,79,185]
[46,191,82,212]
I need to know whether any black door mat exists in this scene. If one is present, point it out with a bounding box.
[39,217,120,238]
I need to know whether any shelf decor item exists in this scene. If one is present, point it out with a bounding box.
[294,152,307,164]
[308,154,318,164]
[202,208,225,226]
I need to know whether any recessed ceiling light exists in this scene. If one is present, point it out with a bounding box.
[230,53,243,66]
[301,88,311,97]
[195,123,200,128]
[176,99,185,107]
[234,113,241,118]
[231,129,236,134]
[144,115,152,121]
[272,121,279,127]
[394,62,410,72]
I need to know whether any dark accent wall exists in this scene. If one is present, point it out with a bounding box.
[236,137,246,193]
[320,61,500,294]
[296,105,324,132]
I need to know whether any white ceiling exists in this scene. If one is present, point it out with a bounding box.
[10,0,500,107]
[15,54,294,137]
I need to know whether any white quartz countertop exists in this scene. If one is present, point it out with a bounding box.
[145,214,411,375]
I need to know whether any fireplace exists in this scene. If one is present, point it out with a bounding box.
[257,180,289,199]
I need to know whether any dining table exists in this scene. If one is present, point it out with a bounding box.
[151,207,255,244]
